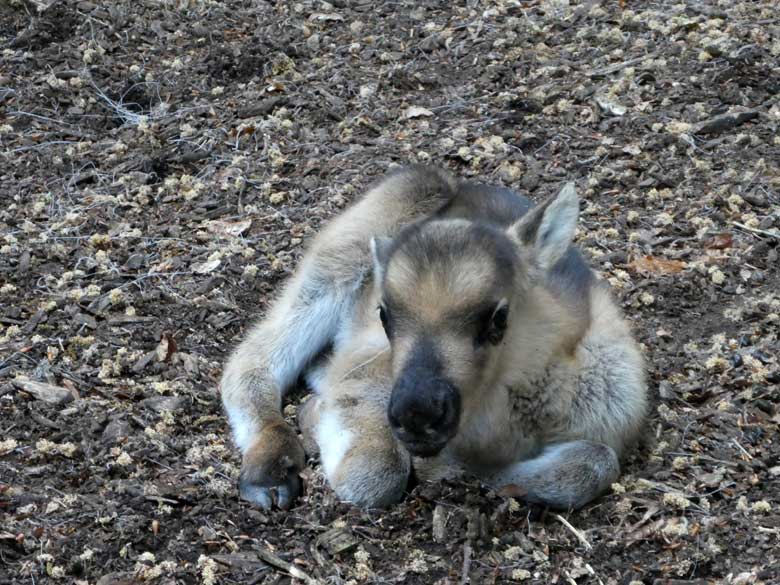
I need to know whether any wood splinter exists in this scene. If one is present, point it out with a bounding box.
[253,545,321,585]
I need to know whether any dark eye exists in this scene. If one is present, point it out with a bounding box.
[492,304,508,332]
[378,304,391,337]
[476,302,509,346]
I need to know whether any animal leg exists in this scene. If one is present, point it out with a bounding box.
[221,166,457,510]
[221,270,358,510]
[300,390,411,509]
[486,440,619,510]
[297,394,322,458]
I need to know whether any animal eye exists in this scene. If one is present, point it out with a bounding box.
[378,304,391,337]
[476,301,509,346]
[492,304,508,332]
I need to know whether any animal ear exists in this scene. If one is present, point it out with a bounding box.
[370,236,394,283]
[510,182,579,270]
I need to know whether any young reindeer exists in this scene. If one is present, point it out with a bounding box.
[221,165,647,511]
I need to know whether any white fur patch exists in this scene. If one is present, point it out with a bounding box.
[305,364,329,395]
[224,404,256,453]
[316,410,354,479]
[333,318,353,353]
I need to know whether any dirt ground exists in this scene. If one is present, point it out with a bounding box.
[1,0,779,583]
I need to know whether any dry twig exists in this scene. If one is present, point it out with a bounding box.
[253,546,321,585]
[554,514,592,551]
[460,541,472,585]
[733,222,780,240]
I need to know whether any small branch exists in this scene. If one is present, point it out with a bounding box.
[732,438,754,461]
[254,546,320,585]
[460,541,472,585]
[563,572,578,585]
[144,495,179,505]
[588,53,657,77]
[585,563,605,585]
[733,222,780,240]
[554,514,592,551]
[8,141,79,153]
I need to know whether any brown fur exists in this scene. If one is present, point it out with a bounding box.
[221,166,647,511]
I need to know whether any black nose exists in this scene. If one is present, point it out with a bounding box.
[388,378,461,456]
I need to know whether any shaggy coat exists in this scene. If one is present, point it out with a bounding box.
[221,166,647,510]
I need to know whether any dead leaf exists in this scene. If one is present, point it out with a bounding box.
[698,469,725,488]
[595,94,627,117]
[404,106,434,119]
[704,232,733,250]
[212,552,267,569]
[228,125,255,138]
[11,379,74,405]
[156,333,177,363]
[193,257,221,274]
[315,526,359,555]
[206,218,252,238]
[626,518,665,545]
[309,12,344,21]
[627,255,688,275]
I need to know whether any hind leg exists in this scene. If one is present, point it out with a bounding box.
[486,440,620,510]
[299,387,411,508]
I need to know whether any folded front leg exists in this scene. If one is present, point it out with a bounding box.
[485,440,620,510]
[300,385,411,509]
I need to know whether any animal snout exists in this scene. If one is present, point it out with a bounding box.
[388,378,461,457]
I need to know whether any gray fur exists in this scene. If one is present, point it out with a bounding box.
[221,166,647,511]
[485,441,620,510]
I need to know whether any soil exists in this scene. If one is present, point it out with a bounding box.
[1,1,779,584]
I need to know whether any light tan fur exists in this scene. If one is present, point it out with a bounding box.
[221,165,647,511]
[220,166,458,508]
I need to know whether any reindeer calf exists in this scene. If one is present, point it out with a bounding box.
[221,166,647,510]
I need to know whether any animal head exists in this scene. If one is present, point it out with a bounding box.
[371,182,584,457]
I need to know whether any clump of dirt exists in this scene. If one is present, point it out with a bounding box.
[1,1,778,584]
